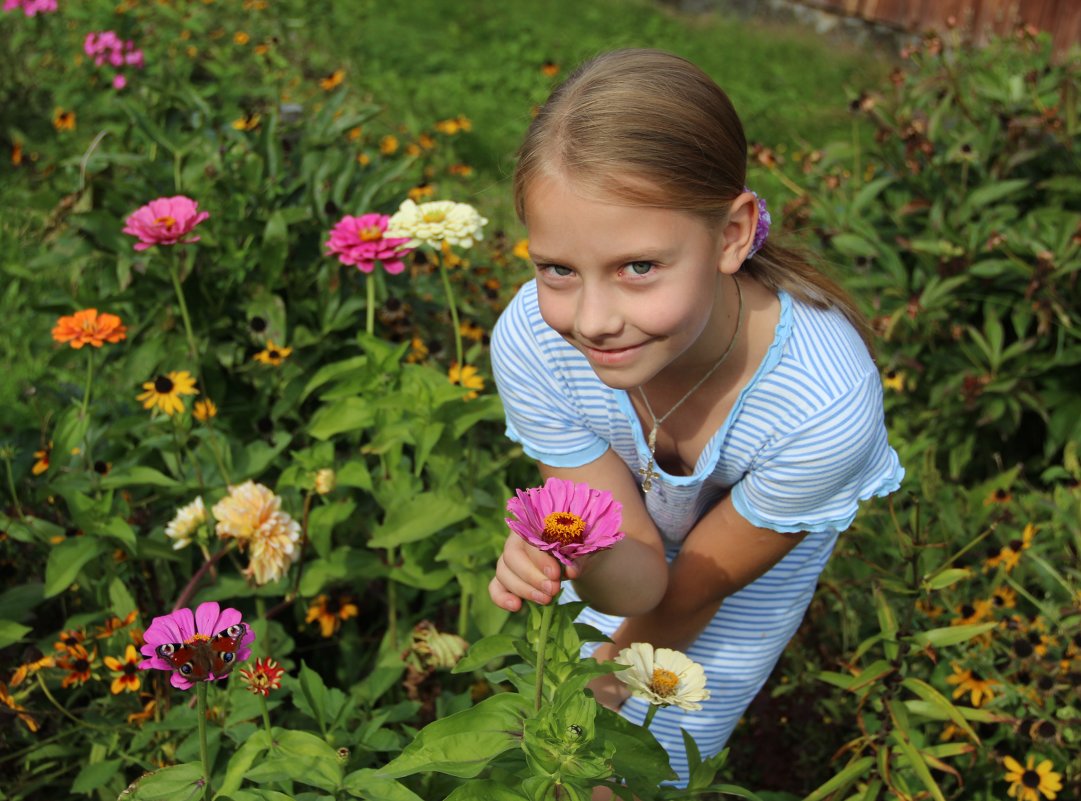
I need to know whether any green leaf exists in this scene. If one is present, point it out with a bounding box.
[71,758,122,793]
[301,356,370,402]
[452,634,519,674]
[244,730,344,791]
[368,492,471,548]
[0,620,31,649]
[297,661,331,732]
[909,622,997,648]
[342,769,426,801]
[889,705,946,801]
[308,397,376,439]
[100,466,180,489]
[307,499,357,558]
[108,578,138,618]
[923,568,972,591]
[901,678,979,743]
[904,700,1005,723]
[802,756,874,801]
[44,537,107,598]
[964,178,1029,211]
[217,731,270,796]
[442,781,529,801]
[120,762,204,800]
[829,233,880,258]
[379,693,531,778]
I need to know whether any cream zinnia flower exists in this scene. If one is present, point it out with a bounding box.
[164,497,206,550]
[385,199,488,249]
[212,481,302,585]
[614,642,710,711]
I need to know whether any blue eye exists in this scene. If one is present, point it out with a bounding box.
[626,261,653,276]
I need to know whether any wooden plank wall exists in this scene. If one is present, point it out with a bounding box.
[794,0,1081,56]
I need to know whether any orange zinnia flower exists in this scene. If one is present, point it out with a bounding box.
[52,309,127,349]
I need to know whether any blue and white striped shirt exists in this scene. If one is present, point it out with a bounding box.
[491,278,903,785]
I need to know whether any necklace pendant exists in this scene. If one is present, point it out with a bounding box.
[638,456,660,494]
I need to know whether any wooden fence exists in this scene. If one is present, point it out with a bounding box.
[791,0,1081,56]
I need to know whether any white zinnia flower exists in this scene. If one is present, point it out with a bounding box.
[614,642,710,711]
[385,199,488,249]
[165,497,206,550]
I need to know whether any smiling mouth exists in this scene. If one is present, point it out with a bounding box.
[578,341,649,365]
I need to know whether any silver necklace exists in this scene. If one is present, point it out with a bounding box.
[637,277,745,493]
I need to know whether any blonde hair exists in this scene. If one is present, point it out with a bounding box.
[514,48,873,353]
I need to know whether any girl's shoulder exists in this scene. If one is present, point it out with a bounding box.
[774,292,879,394]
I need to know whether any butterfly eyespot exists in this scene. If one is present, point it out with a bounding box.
[222,652,235,663]
[180,664,193,675]
[156,644,175,657]
[225,624,244,638]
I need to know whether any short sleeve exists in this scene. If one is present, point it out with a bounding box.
[490,284,609,468]
[730,370,904,534]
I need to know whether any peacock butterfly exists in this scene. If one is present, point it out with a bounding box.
[155,622,248,682]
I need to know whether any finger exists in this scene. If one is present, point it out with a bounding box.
[488,575,522,613]
[502,541,561,597]
[496,553,558,605]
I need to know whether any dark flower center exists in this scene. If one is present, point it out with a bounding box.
[1013,638,1034,658]
[1037,675,1054,691]
[94,460,109,474]
[249,316,267,332]
[154,375,175,393]
[268,349,280,360]
[123,662,138,676]
[1021,770,1040,788]
[1034,720,1055,739]
[74,659,89,672]
[1009,539,1023,551]
[960,605,975,618]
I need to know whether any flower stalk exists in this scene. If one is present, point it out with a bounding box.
[436,248,464,367]
[196,681,211,800]
[80,349,94,421]
[169,251,200,365]
[1,451,23,520]
[366,274,376,336]
[534,599,555,712]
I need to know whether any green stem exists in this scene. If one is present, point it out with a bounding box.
[457,585,471,638]
[436,249,464,368]
[386,546,398,649]
[534,600,554,712]
[366,275,376,337]
[259,693,273,739]
[79,349,94,421]
[169,252,200,366]
[204,429,231,485]
[35,673,111,733]
[3,456,23,520]
[196,682,211,800]
[642,703,659,730]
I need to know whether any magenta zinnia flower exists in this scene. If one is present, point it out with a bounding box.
[325,213,415,274]
[138,601,254,690]
[505,477,625,566]
[3,0,58,16]
[123,196,209,251]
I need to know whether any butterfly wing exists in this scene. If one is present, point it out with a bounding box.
[155,641,208,681]
[209,623,247,677]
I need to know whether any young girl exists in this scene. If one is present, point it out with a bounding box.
[488,49,903,786]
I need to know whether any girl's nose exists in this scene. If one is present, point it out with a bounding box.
[575,287,623,341]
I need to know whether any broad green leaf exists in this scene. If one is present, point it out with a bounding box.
[964,178,1029,211]
[101,466,179,489]
[218,730,271,795]
[453,634,520,674]
[120,762,204,800]
[342,769,426,801]
[889,708,946,801]
[923,568,971,591]
[594,705,677,793]
[0,620,31,649]
[816,671,855,691]
[71,758,122,793]
[108,578,138,618]
[308,397,376,439]
[368,492,470,548]
[244,730,343,791]
[297,661,330,732]
[379,693,531,778]
[904,700,1004,723]
[909,622,996,648]
[901,678,978,743]
[44,537,107,598]
[301,356,370,402]
[307,499,357,558]
[802,756,874,801]
[829,233,879,258]
[442,780,529,801]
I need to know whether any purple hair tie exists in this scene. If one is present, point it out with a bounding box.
[744,187,771,259]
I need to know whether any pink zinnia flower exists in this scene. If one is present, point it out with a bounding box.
[138,601,254,690]
[325,213,414,274]
[123,196,210,251]
[4,0,58,16]
[505,477,625,567]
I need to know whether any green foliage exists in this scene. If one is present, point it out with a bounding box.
[795,27,1081,481]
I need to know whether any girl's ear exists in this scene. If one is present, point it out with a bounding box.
[717,192,758,275]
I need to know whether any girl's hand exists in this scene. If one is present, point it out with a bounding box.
[488,532,585,612]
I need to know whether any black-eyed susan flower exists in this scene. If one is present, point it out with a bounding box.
[1002,755,1063,801]
[233,31,249,46]
[32,446,50,475]
[253,340,292,366]
[459,320,484,342]
[104,644,142,694]
[993,585,1018,610]
[57,644,96,688]
[946,663,997,707]
[53,629,86,653]
[231,112,261,131]
[408,182,435,202]
[193,398,217,422]
[305,593,359,638]
[136,371,198,416]
[953,598,994,626]
[53,108,76,132]
[238,656,285,696]
[0,681,39,732]
[883,369,905,391]
[9,654,55,687]
[319,68,344,91]
[448,362,484,400]
[1027,719,1059,743]
[95,610,137,639]
[985,487,1013,505]
[512,238,531,261]
[379,135,399,155]
[405,337,429,364]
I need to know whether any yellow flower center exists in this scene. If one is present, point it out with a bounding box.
[542,512,586,545]
[358,225,383,242]
[422,210,446,223]
[185,633,211,645]
[155,215,178,228]
[650,668,679,697]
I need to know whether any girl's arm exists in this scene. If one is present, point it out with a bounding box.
[489,449,670,617]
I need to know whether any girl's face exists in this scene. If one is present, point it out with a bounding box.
[524,173,746,391]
